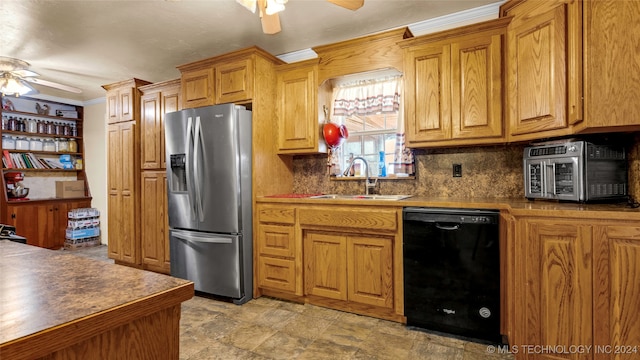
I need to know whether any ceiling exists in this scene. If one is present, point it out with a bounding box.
[0,0,501,102]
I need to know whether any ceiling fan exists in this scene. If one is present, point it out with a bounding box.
[0,56,82,97]
[236,0,364,34]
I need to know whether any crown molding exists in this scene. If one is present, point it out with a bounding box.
[276,1,505,64]
[409,1,505,36]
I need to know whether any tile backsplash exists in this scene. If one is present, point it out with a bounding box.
[293,144,525,198]
[293,133,640,201]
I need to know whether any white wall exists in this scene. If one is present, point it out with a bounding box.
[82,100,108,244]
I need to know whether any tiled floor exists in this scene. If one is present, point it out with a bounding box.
[63,245,514,360]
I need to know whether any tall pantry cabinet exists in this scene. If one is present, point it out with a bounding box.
[103,78,151,267]
[139,79,181,274]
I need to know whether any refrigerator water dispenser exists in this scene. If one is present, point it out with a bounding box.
[169,154,187,192]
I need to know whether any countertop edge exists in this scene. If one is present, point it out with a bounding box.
[256,196,640,220]
[0,281,194,360]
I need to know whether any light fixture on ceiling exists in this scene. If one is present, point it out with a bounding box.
[0,73,37,97]
[236,0,287,15]
[236,0,363,35]
[265,0,287,15]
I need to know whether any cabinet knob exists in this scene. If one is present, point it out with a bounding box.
[11,213,16,219]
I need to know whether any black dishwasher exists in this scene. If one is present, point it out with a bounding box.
[403,207,502,344]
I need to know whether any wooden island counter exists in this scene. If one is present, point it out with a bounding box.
[0,241,194,360]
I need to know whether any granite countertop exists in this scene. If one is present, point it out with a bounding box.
[0,241,194,348]
[257,195,640,219]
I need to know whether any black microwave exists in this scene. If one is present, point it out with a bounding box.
[523,141,628,202]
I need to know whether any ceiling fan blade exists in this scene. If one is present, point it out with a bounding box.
[261,13,281,34]
[257,0,281,34]
[12,69,40,78]
[327,0,364,10]
[24,77,82,93]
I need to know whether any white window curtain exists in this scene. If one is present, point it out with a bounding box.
[330,76,414,176]
[332,76,402,116]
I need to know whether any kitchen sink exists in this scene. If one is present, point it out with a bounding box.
[309,194,413,201]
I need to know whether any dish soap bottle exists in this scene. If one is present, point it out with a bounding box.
[378,151,386,177]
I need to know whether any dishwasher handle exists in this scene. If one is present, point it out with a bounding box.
[435,223,460,231]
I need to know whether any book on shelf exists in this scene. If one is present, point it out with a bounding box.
[2,150,13,168]
[2,152,72,169]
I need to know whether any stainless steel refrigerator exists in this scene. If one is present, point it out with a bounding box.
[164,103,252,304]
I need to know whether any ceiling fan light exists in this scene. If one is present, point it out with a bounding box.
[265,0,285,15]
[0,75,36,97]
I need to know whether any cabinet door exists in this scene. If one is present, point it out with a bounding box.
[107,122,139,265]
[506,4,569,138]
[593,225,640,360]
[160,86,181,169]
[106,90,120,124]
[6,204,43,247]
[404,44,451,144]
[107,124,123,260]
[119,87,135,122]
[141,171,169,273]
[451,33,503,140]
[276,64,319,153]
[141,92,161,169]
[215,58,253,104]
[347,235,393,309]
[119,122,139,265]
[304,231,347,301]
[181,68,214,109]
[583,1,640,130]
[517,220,592,360]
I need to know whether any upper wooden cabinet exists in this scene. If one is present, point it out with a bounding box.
[276,59,325,155]
[580,0,640,133]
[215,58,253,104]
[140,79,181,170]
[502,1,579,141]
[401,18,509,147]
[180,67,213,109]
[502,0,640,140]
[177,46,284,109]
[103,79,151,124]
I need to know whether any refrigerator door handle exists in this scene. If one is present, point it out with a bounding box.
[193,116,205,222]
[185,116,197,221]
[172,230,233,244]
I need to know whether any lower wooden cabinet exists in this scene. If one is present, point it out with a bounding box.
[511,215,640,360]
[6,199,91,249]
[141,171,170,274]
[593,224,640,360]
[514,219,593,359]
[255,201,403,322]
[304,231,394,309]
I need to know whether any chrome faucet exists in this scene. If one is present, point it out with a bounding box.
[343,156,377,195]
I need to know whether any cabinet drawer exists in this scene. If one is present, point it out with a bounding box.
[299,208,397,231]
[258,224,295,258]
[258,206,295,224]
[258,256,297,293]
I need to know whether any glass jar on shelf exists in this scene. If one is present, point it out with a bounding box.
[42,138,56,152]
[57,138,69,152]
[15,137,29,150]
[2,135,16,150]
[7,116,17,131]
[37,119,46,134]
[68,138,78,153]
[26,118,38,133]
[29,138,43,151]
